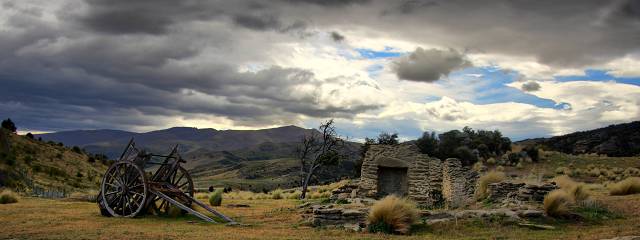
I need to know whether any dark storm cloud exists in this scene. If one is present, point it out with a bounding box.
[377,0,640,68]
[521,81,541,92]
[283,0,371,7]
[330,31,345,42]
[393,48,470,82]
[2,0,640,133]
[79,0,223,34]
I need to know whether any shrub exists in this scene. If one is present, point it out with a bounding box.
[472,161,485,172]
[209,189,223,206]
[270,189,283,199]
[543,190,572,218]
[568,184,590,203]
[496,166,504,172]
[287,190,302,199]
[555,167,567,175]
[552,175,577,190]
[516,162,524,169]
[609,177,640,196]
[0,189,19,204]
[475,171,506,200]
[367,195,418,235]
[486,157,496,165]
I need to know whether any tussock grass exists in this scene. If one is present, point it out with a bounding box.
[609,177,640,196]
[0,189,19,204]
[68,191,98,202]
[552,175,577,190]
[209,189,223,206]
[543,189,572,218]
[552,175,590,202]
[270,189,283,200]
[286,190,301,199]
[475,171,505,200]
[367,195,418,235]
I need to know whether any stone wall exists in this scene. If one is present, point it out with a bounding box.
[358,143,479,208]
[486,182,558,203]
[441,158,477,208]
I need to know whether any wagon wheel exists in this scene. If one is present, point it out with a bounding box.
[149,166,194,215]
[100,161,148,217]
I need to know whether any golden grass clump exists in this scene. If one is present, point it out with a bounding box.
[552,175,577,190]
[475,171,505,200]
[0,189,19,204]
[543,189,572,218]
[367,195,418,235]
[486,157,496,165]
[472,161,485,172]
[286,190,302,199]
[270,189,283,200]
[609,177,640,196]
[552,175,590,202]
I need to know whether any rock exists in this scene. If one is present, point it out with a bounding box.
[226,204,250,208]
[298,202,312,209]
[518,210,544,219]
[486,182,557,204]
[518,223,555,230]
[342,209,365,217]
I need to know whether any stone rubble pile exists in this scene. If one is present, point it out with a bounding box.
[301,204,367,231]
[486,182,558,204]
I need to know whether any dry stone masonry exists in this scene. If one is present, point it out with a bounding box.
[486,182,558,204]
[358,143,478,208]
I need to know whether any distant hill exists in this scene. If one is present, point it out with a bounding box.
[518,121,640,157]
[36,125,362,191]
[0,129,108,191]
[37,125,317,159]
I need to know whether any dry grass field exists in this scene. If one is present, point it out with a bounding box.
[2,188,639,240]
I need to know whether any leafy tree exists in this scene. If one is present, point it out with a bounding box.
[1,118,16,133]
[524,146,540,163]
[26,132,34,139]
[377,132,399,145]
[454,146,478,166]
[476,143,490,159]
[296,119,345,199]
[416,131,439,156]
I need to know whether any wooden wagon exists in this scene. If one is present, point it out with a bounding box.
[97,139,234,223]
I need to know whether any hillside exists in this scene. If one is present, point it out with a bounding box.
[36,126,362,191]
[0,129,108,192]
[518,121,640,157]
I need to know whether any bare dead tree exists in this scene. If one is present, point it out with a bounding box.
[296,119,345,199]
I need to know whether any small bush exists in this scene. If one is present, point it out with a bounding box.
[472,161,485,172]
[270,189,283,199]
[568,184,590,203]
[486,157,496,165]
[496,166,504,172]
[209,189,223,206]
[543,190,572,218]
[609,177,640,196]
[475,171,506,200]
[287,190,302,199]
[555,167,567,175]
[367,195,418,235]
[552,175,577,190]
[516,162,524,169]
[0,189,19,204]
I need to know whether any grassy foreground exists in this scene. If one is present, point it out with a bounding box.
[2,192,640,240]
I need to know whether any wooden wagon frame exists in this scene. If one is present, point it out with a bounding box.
[97,139,234,223]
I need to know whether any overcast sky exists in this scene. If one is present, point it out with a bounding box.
[1,0,639,140]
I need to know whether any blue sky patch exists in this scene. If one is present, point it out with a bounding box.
[555,69,640,86]
[355,48,404,59]
[444,67,566,109]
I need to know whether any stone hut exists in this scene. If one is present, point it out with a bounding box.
[358,143,478,208]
